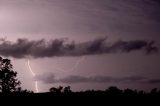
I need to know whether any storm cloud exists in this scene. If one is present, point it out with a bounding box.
[35,73,154,84]
[0,37,158,58]
[147,79,160,84]
[36,73,160,85]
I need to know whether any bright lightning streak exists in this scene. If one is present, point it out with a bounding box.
[27,61,35,76]
[35,81,38,93]
[26,56,86,93]
[27,60,39,93]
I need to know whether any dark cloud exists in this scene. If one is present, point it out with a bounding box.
[36,73,160,85]
[145,41,159,54]
[152,0,160,4]
[59,75,113,84]
[147,79,160,84]
[35,72,56,83]
[0,37,158,58]
[35,73,146,84]
[120,76,146,82]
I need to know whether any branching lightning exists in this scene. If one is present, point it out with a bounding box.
[70,56,86,72]
[26,56,85,93]
[27,60,39,93]
[54,56,86,72]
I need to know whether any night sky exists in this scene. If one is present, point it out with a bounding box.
[0,0,160,92]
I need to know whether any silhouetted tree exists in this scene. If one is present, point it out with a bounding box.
[58,86,63,93]
[64,86,72,93]
[106,86,122,95]
[150,88,158,96]
[49,87,57,93]
[0,57,21,93]
[124,89,136,96]
[15,87,33,93]
[48,86,160,97]
[49,86,63,93]
[138,90,145,95]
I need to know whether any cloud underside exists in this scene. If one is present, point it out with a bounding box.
[0,37,158,58]
[36,73,160,84]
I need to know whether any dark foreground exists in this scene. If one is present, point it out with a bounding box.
[0,90,159,105]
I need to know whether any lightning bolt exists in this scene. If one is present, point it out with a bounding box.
[26,56,85,93]
[70,56,86,72]
[54,56,86,72]
[27,60,39,93]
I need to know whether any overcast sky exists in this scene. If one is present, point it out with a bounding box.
[0,0,160,92]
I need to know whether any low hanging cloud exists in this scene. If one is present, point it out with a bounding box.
[35,73,160,84]
[147,79,160,84]
[0,37,158,58]
[35,73,145,84]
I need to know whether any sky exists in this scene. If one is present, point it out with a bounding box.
[0,0,160,92]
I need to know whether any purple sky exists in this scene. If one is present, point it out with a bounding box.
[0,0,160,92]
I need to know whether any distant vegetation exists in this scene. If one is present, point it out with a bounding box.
[47,86,160,97]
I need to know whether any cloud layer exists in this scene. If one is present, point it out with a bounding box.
[36,73,160,84]
[0,37,158,58]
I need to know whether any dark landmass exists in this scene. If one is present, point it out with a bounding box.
[0,86,159,105]
[0,86,160,98]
